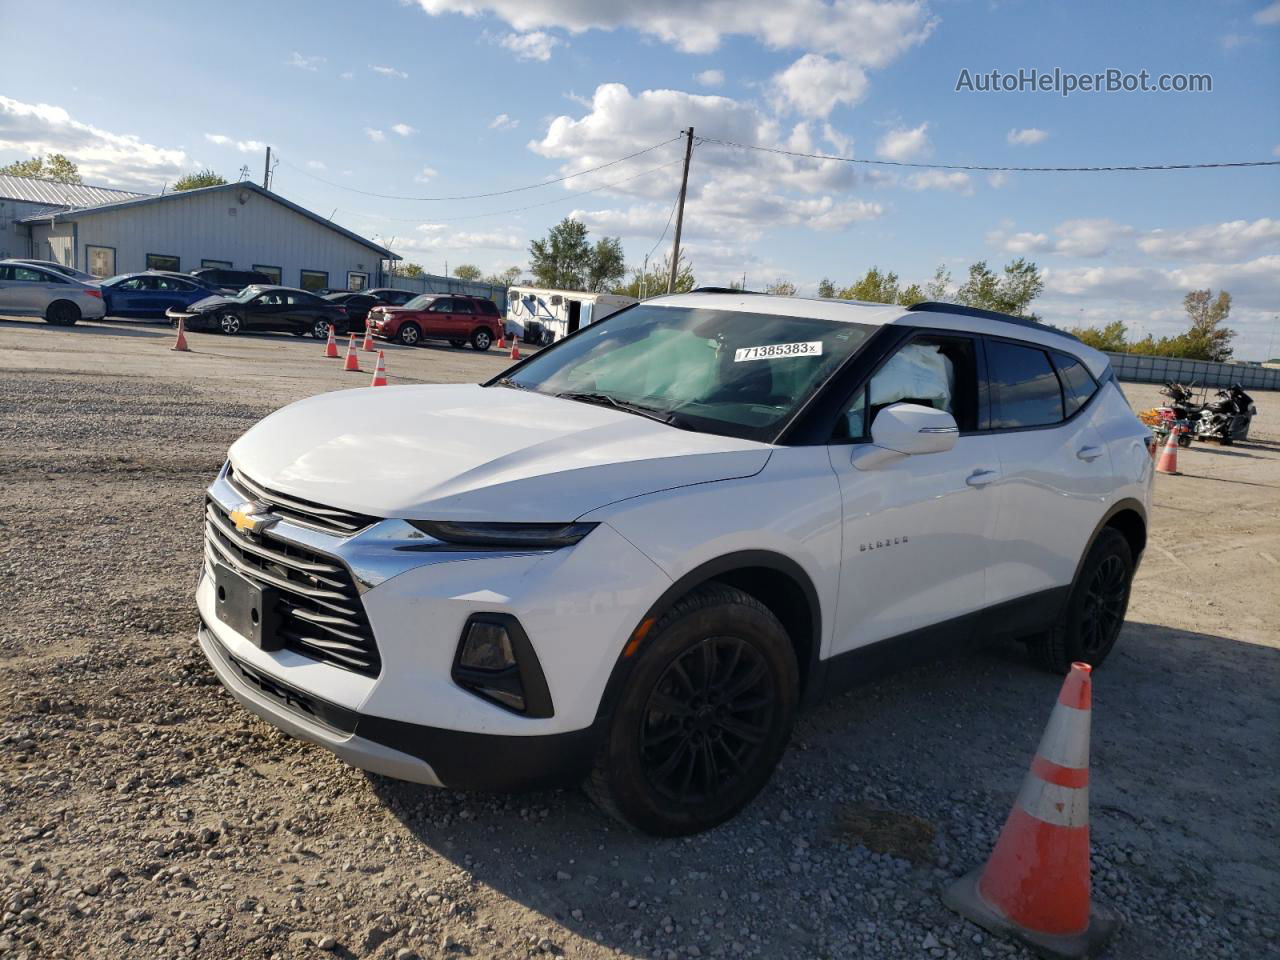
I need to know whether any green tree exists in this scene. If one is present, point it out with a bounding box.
[1180,289,1235,362]
[391,262,425,279]
[817,278,836,298]
[452,263,482,281]
[765,278,797,296]
[0,153,82,183]
[1070,319,1129,353]
[485,266,522,288]
[898,282,926,306]
[172,169,227,191]
[956,258,1043,318]
[923,264,951,302]
[529,218,592,289]
[586,236,626,293]
[613,253,695,298]
[840,267,899,304]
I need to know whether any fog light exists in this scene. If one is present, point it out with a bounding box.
[459,621,516,671]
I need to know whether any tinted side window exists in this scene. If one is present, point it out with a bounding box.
[454,300,475,314]
[477,300,499,316]
[987,340,1064,429]
[1052,352,1098,418]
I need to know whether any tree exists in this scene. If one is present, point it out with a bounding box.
[0,153,82,184]
[956,258,1043,318]
[485,266,522,288]
[923,264,951,302]
[765,279,797,296]
[840,267,899,304]
[586,236,626,293]
[529,217,592,289]
[452,263,482,281]
[1181,289,1235,362]
[1070,319,1129,353]
[612,253,695,298]
[898,283,926,306]
[391,262,425,278]
[172,169,227,191]
[816,278,836,298]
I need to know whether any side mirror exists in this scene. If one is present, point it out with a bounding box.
[870,403,959,455]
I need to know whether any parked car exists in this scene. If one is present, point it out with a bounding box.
[100,271,213,318]
[364,287,417,306]
[195,292,1152,835]
[189,267,274,294]
[323,291,379,332]
[168,285,347,338]
[0,260,105,325]
[9,258,98,283]
[369,294,502,349]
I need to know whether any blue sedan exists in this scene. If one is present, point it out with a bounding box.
[100,272,213,318]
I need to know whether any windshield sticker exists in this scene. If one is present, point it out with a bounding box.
[734,341,824,362]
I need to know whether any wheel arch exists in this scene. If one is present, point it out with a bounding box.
[1069,498,1147,590]
[46,298,80,321]
[593,550,822,725]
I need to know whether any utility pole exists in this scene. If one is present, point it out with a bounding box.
[263,146,272,190]
[667,127,694,294]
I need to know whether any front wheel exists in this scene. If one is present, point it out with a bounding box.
[585,584,798,836]
[397,322,421,346]
[218,312,242,335]
[470,327,493,351]
[1027,527,1133,673]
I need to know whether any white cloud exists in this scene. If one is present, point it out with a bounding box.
[988,229,1051,254]
[406,223,524,251]
[877,123,930,161]
[499,30,561,61]
[489,113,519,130]
[906,169,971,193]
[286,52,325,71]
[1138,218,1280,261]
[413,166,438,183]
[1254,2,1280,25]
[1006,127,1048,146]
[339,71,354,80]
[364,128,386,142]
[306,160,326,170]
[821,122,853,156]
[987,171,1010,188]
[0,95,189,189]
[370,64,409,79]
[989,218,1132,257]
[204,133,266,154]
[771,55,869,118]
[412,0,936,64]
[391,123,416,137]
[696,69,725,88]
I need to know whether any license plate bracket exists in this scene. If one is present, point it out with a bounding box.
[213,563,282,651]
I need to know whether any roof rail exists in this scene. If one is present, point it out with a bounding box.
[906,301,1079,342]
[689,286,762,295]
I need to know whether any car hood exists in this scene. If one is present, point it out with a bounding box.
[227,384,773,522]
[190,294,235,312]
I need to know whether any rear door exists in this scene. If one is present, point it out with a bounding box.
[980,337,1113,613]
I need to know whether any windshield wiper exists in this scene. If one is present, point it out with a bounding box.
[554,391,682,427]
[493,377,528,390]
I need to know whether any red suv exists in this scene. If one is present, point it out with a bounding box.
[369,294,503,350]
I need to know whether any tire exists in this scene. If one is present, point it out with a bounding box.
[397,322,421,346]
[470,327,493,351]
[311,318,334,340]
[218,312,242,336]
[45,301,80,326]
[449,339,466,348]
[584,583,798,836]
[1027,528,1133,674]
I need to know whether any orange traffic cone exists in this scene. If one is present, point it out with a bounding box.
[497,331,506,349]
[323,324,339,358]
[370,350,388,387]
[509,342,521,360]
[1155,426,1181,475]
[361,323,376,352]
[343,333,361,372]
[943,662,1116,959]
[171,317,190,352]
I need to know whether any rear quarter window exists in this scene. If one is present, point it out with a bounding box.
[1052,352,1099,418]
[987,339,1064,429]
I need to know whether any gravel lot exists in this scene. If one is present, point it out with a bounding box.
[1,317,1277,960]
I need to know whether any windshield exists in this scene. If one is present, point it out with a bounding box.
[496,304,874,441]
[405,294,437,310]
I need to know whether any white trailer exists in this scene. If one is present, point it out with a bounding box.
[506,286,637,344]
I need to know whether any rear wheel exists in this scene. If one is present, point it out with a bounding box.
[585,584,798,836]
[45,301,80,326]
[1027,527,1133,673]
[470,327,493,351]
[218,312,242,335]
[397,322,421,346]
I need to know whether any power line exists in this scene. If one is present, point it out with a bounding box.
[276,136,682,201]
[696,136,1280,173]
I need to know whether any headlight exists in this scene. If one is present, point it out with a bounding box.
[408,520,596,549]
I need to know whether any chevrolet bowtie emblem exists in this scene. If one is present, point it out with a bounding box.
[229,502,278,535]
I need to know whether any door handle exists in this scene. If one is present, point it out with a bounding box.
[966,469,997,487]
[1076,446,1104,462]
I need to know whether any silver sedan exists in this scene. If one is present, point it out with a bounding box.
[0,260,106,325]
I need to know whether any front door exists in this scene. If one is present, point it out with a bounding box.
[827,331,1001,660]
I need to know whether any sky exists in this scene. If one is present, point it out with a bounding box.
[1,0,1278,358]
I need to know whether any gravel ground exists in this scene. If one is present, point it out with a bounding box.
[1,318,1277,960]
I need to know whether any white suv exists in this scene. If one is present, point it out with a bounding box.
[197,292,1152,835]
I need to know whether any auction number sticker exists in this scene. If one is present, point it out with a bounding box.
[734,341,824,362]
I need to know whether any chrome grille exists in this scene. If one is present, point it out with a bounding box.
[226,465,378,537]
[204,499,381,676]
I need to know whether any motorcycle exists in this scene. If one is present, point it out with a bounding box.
[1156,381,1198,447]
[1193,384,1257,445]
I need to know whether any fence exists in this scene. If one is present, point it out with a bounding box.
[1105,352,1280,391]
[381,272,509,313]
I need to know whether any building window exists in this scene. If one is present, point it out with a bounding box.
[300,269,329,292]
[202,258,233,269]
[253,264,282,284]
[146,253,180,272]
[85,245,116,278]
[347,271,369,291]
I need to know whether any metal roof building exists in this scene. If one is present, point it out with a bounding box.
[9,179,398,291]
[0,175,147,261]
